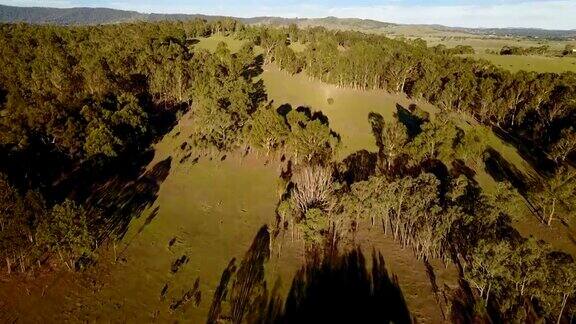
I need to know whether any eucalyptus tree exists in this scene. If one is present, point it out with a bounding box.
[285,110,339,165]
[368,113,408,172]
[245,104,289,154]
[531,167,576,226]
[408,114,464,162]
[550,128,576,164]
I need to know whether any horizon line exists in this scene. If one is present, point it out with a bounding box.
[1,3,575,32]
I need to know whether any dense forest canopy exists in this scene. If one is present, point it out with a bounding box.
[0,17,575,323]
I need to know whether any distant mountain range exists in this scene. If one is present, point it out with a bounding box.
[0,5,224,25]
[1,4,575,40]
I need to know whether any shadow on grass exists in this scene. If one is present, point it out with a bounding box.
[49,97,185,243]
[271,248,411,324]
[491,126,555,177]
[395,103,428,138]
[88,157,172,241]
[483,147,536,194]
[207,225,270,324]
[208,225,412,323]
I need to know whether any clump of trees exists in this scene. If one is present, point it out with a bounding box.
[550,128,576,164]
[245,105,339,164]
[368,113,409,172]
[250,106,341,245]
[244,103,289,155]
[285,109,340,165]
[187,42,266,151]
[563,44,575,56]
[432,44,475,55]
[500,45,550,56]
[36,200,94,271]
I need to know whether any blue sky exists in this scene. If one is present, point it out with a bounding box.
[2,0,575,30]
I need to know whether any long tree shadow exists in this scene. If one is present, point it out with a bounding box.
[491,126,556,177]
[208,225,412,323]
[88,156,172,241]
[395,103,428,138]
[207,225,271,324]
[483,147,536,194]
[271,248,411,324]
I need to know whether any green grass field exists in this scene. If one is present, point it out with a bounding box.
[262,65,439,158]
[463,53,576,73]
[94,132,287,322]
[383,25,573,52]
[424,36,571,53]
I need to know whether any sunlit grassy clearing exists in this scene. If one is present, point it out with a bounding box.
[194,34,248,53]
[462,53,576,73]
[262,65,439,158]
[95,125,289,322]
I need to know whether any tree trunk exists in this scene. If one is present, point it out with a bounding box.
[382,216,387,236]
[113,241,117,262]
[332,222,337,246]
[557,293,568,324]
[485,281,491,305]
[6,257,10,275]
[547,198,556,226]
[19,254,25,273]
